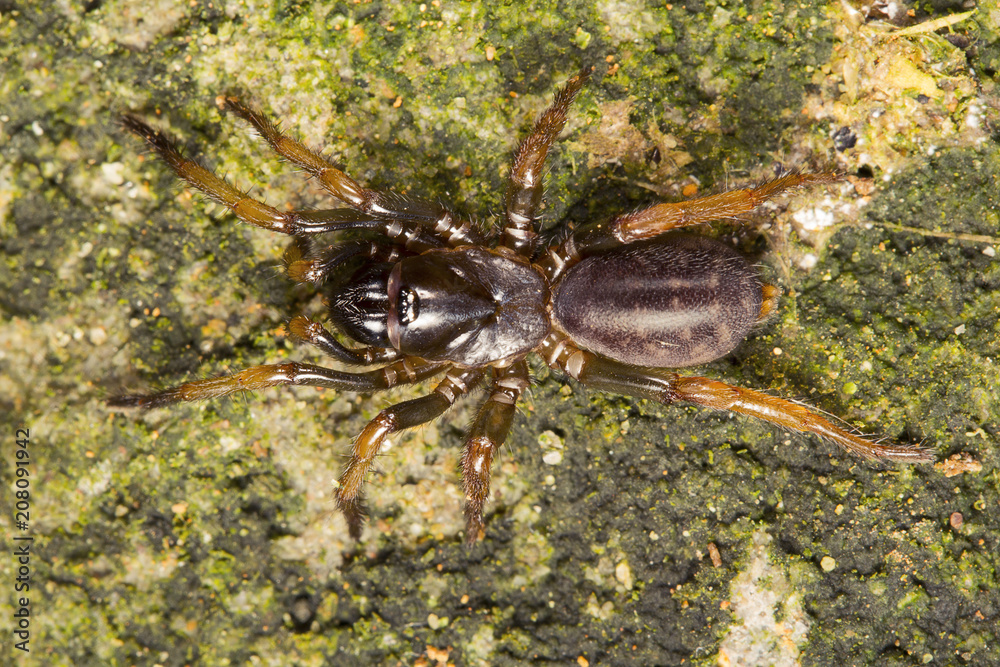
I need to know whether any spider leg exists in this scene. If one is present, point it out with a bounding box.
[287,316,401,366]
[106,357,447,409]
[335,367,487,539]
[539,172,841,282]
[609,172,841,243]
[122,114,467,249]
[283,238,404,284]
[541,335,934,463]
[223,98,485,248]
[502,68,590,257]
[461,360,530,545]
[279,238,404,364]
[281,209,445,250]
[123,114,311,236]
[757,283,781,322]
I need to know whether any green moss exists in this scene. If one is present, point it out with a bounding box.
[3,0,999,664]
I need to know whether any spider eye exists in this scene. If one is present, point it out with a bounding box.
[398,287,419,326]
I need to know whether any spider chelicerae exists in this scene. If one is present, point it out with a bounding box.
[110,69,932,544]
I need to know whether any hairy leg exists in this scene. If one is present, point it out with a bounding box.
[335,367,487,538]
[539,172,840,283]
[286,316,401,366]
[122,114,459,250]
[107,357,446,409]
[502,68,590,256]
[541,335,933,463]
[461,361,530,544]
[224,98,484,247]
[283,238,404,285]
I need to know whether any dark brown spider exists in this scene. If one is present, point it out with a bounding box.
[109,69,933,544]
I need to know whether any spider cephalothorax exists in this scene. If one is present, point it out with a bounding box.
[110,69,932,544]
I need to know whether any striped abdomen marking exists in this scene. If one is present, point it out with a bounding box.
[552,234,763,368]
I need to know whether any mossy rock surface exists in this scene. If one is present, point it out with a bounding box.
[2,1,998,665]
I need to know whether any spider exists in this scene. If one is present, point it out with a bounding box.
[110,69,933,544]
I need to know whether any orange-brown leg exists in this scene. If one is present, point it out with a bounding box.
[460,361,530,544]
[541,335,933,463]
[286,316,400,366]
[123,114,309,236]
[123,114,456,249]
[223,98,484,248]
[757,283,781,322]
[663,375,932,461]
[502,68,590,256]
[335,367,487,539]
[540,172,842,283]
[282,237,403,285]
[107,357,447,409]
[611,172,841,243]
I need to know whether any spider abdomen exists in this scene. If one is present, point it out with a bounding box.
[552,234,763,368]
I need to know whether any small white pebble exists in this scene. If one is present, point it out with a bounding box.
[965,103,982,130]
[542,451,563,466]
[101,161,125,185]
[821,556,836,572]
[983,246,996,258]
[615,561,633,590]
[88,327,108,346]
[793,205,836,231]
[954,324,966,335]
